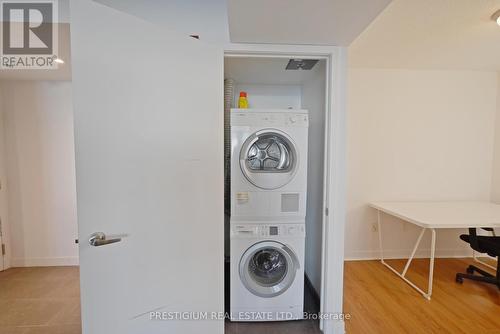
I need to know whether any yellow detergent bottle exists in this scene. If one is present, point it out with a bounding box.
[238,91,249,109]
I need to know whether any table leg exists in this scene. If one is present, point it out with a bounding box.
[377,211,436,300]
[426,228,436,299]
[377,210,384,261]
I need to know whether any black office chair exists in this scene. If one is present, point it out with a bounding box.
[456,228,500,289]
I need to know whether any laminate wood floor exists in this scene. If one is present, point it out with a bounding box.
[0,266,81,334]
[0,258,498,334]
[344,258,500,334]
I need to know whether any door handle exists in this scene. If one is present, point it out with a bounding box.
[89,232,122,247]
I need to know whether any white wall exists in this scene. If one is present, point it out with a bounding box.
[491,73,500,204]
[233,84,302,109]
[1,81,78,267]
[346,69,498,260]
[302,62,326,293]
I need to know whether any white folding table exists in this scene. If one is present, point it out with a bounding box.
[370,201,500,300]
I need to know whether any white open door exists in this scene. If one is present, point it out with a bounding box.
[70,1,224,333]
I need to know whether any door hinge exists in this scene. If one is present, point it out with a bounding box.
[1,244,5,256]
[325,208,329,216]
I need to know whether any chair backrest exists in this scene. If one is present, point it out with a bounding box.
[467,228,482,253]
[467,228,500,256]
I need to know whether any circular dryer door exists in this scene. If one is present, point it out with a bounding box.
[239,241,299,298]
[239,130,298,190]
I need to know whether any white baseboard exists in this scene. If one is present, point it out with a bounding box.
[345,248,473,261]
[11,256,79,267]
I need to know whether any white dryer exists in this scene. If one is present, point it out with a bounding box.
[230,223,305,321]
[230,109,309,222]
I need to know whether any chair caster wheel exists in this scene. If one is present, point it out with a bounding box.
[466,266,474,274]
[455,275,464,284]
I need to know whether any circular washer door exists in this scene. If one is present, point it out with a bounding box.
[239,241,299,298]
[239,129,299,190]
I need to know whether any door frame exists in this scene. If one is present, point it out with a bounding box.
[0,221,4,271]
[0,112,9,272]
[224,44,347,334]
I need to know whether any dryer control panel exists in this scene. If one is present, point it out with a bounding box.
[231,224,305,238]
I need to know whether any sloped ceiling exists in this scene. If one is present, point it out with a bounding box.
[94,0,230,44]
[95,0,391,46]
[227,0,392,46]
[349,0,500,70]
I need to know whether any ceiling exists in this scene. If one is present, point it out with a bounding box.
[95,0,230,44]
[225,57,325,85]
[95,0,391,46]
[0,0,392,81]
[228,0,392,46]
[1,0,498,80]
[349,0,500,70]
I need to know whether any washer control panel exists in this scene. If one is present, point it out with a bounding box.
[232,224,305,238]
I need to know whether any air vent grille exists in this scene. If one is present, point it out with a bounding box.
[285,59,319,70]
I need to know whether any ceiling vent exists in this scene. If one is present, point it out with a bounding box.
[285,59,318,70]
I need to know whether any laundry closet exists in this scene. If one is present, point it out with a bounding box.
[223,56,327,322]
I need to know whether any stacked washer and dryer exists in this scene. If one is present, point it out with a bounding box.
[230,108,309,321]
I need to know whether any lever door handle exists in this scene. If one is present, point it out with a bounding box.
[89,232,122,247]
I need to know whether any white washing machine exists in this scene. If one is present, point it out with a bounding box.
[230,223,305,321]
[230,109,309,222]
